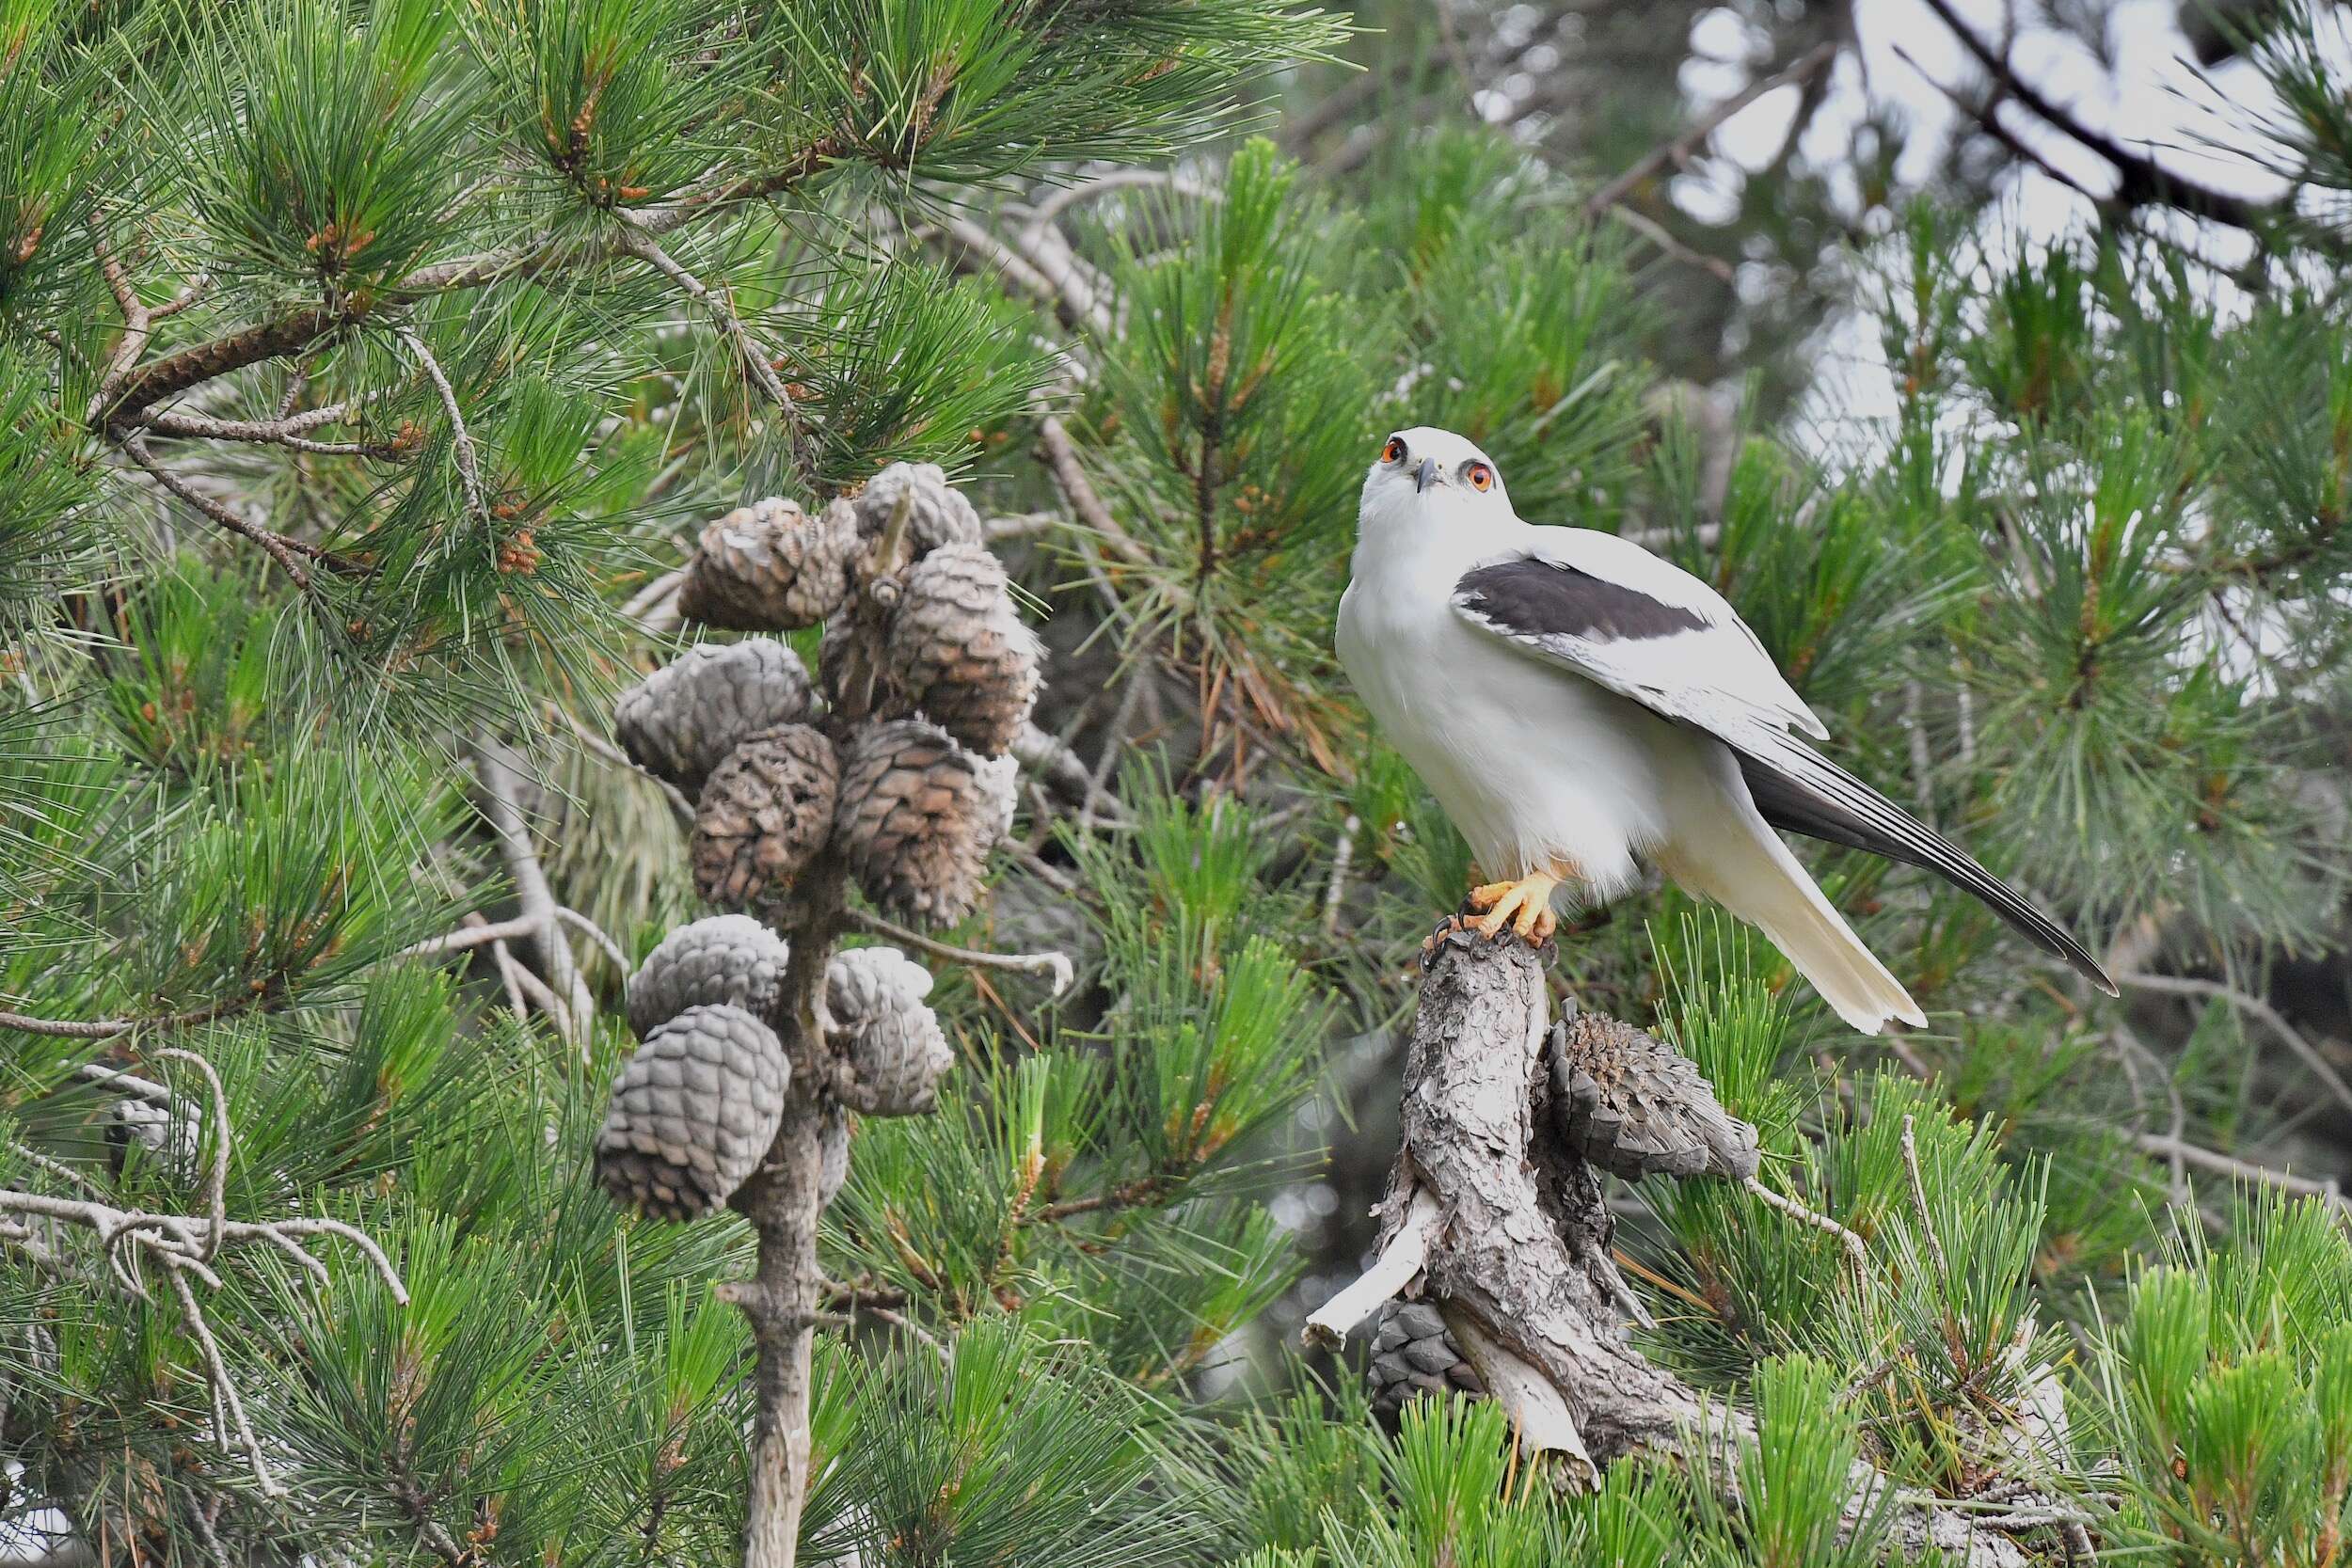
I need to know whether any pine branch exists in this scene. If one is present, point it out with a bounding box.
[0,1049,408,1497]
[1581,43,1838,220]
[396,327,489,525]
[117,430,317,592]
[99,134,847,427]
[469,737,593,1057]
[1915,0,2284,234]
[2121,970,2352,1120]
[841,905,1073,995]
[612,215,813,484]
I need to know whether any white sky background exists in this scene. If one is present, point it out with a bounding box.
[1603,0,2349,463]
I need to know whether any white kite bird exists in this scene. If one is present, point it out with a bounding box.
[1336,426,2116,1035]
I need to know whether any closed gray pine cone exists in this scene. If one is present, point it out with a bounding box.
[692,725,840,910]
[679,497,858,631]
[1549,1015,1760,1182]
[614,639,815,797]
[975,753,1017,847]
[826,945,952,1116]
[105,1097,203,1183]
[816,1103,850,1207]
[853,463,981,557]
[596,1004,790,1221]
[1367,1301,1486,1418]
[833,721,998,926]
[626,913,790,1041]
[885,544,1041,757]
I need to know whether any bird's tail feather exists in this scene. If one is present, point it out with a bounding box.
[1657,813,1926,1037]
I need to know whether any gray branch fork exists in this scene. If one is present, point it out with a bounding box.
[1305,928,2045,1564]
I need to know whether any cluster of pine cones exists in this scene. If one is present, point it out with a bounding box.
[613,465,1037,927]
[593,464,1035,1221]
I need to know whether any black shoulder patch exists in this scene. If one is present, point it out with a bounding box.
[1455,556,1708,643]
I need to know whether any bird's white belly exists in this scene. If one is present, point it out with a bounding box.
[1340,579,1693,899]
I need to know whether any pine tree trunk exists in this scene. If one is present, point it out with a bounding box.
[739,1101,827,1568]
[732,861,850,1568]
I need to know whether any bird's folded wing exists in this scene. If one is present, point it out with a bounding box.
[1448,530,1827,741]
[1447,532,2118,993]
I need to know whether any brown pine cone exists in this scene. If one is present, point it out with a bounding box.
[852,463,981,559]
[626,913,789,1041]
[615,639,816,798]
[595,1004,790,1221]
[692,725,841,910]
[1367,1302,1485,1418]
[884,544,1041,757]
[833,721,999,926]
[678,497,858,631]
[825,945,952,1116]
[1549,1014,1759,1182]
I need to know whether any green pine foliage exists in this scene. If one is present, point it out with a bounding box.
[7,0,2352,1564]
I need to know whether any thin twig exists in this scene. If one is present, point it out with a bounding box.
[1581,43,1839,219]
[2120,971,2352,1119]
[469,737,594,1058]
[613,217,811,483]
[1324,815,1359,935]
[1915,0,2280,233]
[397,911,546,959]
[396,327,488,525]
[1037,416,1149,566]
[2133,1132,2347,1213]
[842,906,1073,997]
[554,906,630,973]
[153,1049,230,1263]
[118,431,315,591]
[1899,1114,1952,1280]
[1744,1173,1870,1275]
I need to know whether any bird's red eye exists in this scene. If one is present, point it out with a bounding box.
[1382,436,1406,464]
[1467,462,1494,493]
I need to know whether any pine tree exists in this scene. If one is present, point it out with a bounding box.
[7,3,2352,1567]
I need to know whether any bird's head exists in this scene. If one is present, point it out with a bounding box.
[1359,427,1516,546]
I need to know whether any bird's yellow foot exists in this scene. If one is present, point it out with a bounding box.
[1467,872,1563,943]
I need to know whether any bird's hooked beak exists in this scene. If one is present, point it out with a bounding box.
[1414,456,1439,493]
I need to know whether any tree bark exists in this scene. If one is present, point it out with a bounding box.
[1314,926,2042,1565]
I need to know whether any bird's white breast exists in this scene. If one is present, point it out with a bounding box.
[1338,527,1694,900]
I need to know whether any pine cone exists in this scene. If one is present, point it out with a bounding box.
[104,1097,202,1183]
[1367,1302,1485,1418]
[614,639,816,798]
[1548,1014,1759,1181]
[816,1102,850,1207]
[826,945,952,1116]
[976,752,1018,846]
[626,913,790,1041]
[692,725,841,910]
[852,463,981,558]
[595,1004,790,1221]
[678,497,858,631]
[833,721,999,926]
[884,544,1041,757]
